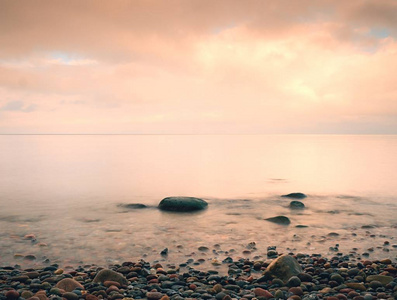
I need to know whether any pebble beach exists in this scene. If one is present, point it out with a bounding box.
[1,251,397,300]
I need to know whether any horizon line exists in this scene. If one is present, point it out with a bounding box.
[0,133,396,136]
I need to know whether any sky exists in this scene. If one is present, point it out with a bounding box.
[0,0,396,134]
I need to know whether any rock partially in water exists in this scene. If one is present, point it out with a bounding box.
[281,193,307,199]
[264,216,291,225]
[120,203,148,209]
[93,269,128,286]
[289,201,305,209]
[263,255,303,282]
[158,197,208,212]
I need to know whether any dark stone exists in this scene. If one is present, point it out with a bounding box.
[286,276,301,287]
[281,193,307,199]
[158,197,208,212]
[120,203,147,209]
[62,292,79,300]
[289,201,305,209]
[264,216,291,225]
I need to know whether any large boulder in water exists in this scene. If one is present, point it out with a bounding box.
[263,255,303,282]
[158,197,208,212]
[281,192,307,199]
[265,215,291,225]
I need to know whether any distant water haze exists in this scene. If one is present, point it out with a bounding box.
[0,135,396,268]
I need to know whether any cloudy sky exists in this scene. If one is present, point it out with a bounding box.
[0,0,396,134]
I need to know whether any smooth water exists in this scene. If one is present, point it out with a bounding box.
[0,135,396,268]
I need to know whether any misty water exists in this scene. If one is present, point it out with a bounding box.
[0,134,396,269]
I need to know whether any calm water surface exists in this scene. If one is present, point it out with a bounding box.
[0,135,396,268]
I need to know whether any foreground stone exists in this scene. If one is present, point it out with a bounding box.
[92,269,128,286]
[263,254,303,282]
[158,197,208,212]
[55,278,83,292]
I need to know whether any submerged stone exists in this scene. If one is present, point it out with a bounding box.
[265,216,291,225]
[281,193,307,199]
[120,203,148,209]
[289,201,305,209]
[158,197,208,212]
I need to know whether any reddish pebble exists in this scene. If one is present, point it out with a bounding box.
[160,296,169,300]
[169,274,178,279]
[289,287,304,296]
[189,284,197,290]
[104,281,121,288]
[146,292,163,300]
[380,258,392,264]
[326,297,339,300]
[336,294,348,300]
[5,290,19,300]
[156,268,167,275]
[339,289,353,294]
[288,296,301,300]
[348,292,360,298]
[223,296,232,300]
[254,288,273,298]
[363,260,372,266]
[106,285,119,293]
[148,278,159,284]
[86,295,99,300]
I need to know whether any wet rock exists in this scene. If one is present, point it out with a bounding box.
[286,276,301,287]
[93,269,128,286]
[281,193,307,199]
[345,283,366,291]
[265,216,291,225]
[120,203,148,209]
[253,288,273,298]
[5,290,19,300]
[158,197,208,212]
[55,278,84,292]
[263,255,303,282]
[146,291,163,300]
[366,275,393,286]
[289,201,305,209]
[62,292,79,300]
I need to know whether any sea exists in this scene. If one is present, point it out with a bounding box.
[0,134,396,269]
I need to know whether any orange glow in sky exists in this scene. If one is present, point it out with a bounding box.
[0,0,396,134]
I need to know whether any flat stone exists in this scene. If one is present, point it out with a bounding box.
[281,193,307,199]
[366,275,393,286]
[265,216,291,225]
[346,283,366,291]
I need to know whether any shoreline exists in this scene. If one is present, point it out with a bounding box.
[1,252,396,300]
